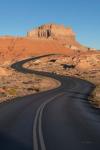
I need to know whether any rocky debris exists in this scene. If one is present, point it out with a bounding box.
[24,54,100,107]
[77,53,100,70]
[24,54,80,75]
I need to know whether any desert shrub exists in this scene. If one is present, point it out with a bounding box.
[23,81,33,84]
[61,64,75,69]
[35,88,40,92]
[49,59,56,62]
[7,88,17,96]
[27,88,34,91]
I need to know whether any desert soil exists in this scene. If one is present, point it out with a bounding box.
[24,54,100,108]
[0,65,60,103]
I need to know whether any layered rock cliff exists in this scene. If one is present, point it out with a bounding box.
[27,24,75,39]
[27,24,88,51]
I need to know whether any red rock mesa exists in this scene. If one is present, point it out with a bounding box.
[27,24,90,51]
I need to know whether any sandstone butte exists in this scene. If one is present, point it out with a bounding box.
[0,23,99,64]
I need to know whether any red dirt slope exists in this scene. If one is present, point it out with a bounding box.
[0,37,74,64]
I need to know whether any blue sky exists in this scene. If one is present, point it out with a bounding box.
[0,0,100,49]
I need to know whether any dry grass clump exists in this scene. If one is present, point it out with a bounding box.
[0,67,59,103]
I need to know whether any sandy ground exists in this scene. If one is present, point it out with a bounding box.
[24,54,100,107]
[0,66,60,103]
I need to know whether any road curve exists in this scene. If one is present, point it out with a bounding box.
[0,55,100,150]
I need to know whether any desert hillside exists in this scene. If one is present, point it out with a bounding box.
[0,37,74,64]
[27,24,89,51]
[0,23,97,65]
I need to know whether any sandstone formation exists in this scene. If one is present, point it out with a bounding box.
[0,23,98,64]
[27,24,75,39]
[27,24,88,51]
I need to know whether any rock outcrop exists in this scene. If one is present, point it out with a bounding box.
[0,23,98,64]
[27,24,89,51]
[27,24,75,40]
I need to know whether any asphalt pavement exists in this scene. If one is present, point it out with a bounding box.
[0,55,100,150]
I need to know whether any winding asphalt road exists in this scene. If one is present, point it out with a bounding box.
[0,55,100,150]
